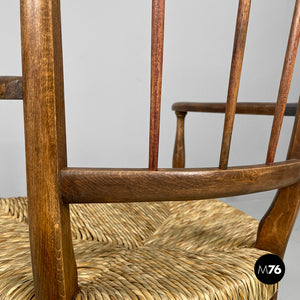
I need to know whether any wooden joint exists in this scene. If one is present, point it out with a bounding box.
[0,76,23,99]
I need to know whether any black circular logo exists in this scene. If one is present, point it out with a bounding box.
[254,254,285,284]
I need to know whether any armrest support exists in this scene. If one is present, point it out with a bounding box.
[172,102,297,116]
[172,101,298,168]
[0,76,22,99]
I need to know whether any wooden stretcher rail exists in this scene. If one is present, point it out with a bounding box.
[0,76,23,99]
[60,159,300,204]
[172,102,298,116]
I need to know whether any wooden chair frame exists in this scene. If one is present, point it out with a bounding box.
[1,0,300,299]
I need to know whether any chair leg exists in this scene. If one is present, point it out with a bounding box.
[173,111,187,168]
[256,97,300,257]
[256,183,300,257]
[20,0,78,299]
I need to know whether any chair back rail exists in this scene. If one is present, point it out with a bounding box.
[266,0,300,165]
[149,0,165,171]
[219,0,251,170]
[60,160,300,204]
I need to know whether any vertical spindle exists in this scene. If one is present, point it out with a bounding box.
[149,0,165,171]
[266,0,300,165]
[219,0,251,170]
[173,111,187,168]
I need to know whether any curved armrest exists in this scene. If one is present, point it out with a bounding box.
[60,160,300,203]
[172,102,297,116]
[0,76,23,99]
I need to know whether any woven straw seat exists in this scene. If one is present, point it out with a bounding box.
[0,197,277,299]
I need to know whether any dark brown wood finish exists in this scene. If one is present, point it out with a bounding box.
[173,111,187,168]
[257,98,300,258]
[219,0,251,170]
[60,160,300,204]
[171,102,297,173]
[149,0,165,171]
[288,98,300,160]
[266,0,300,165]
[20,0,78,299]
[172,102,298,116]
[0,76,22,99]
[256,183,300,258]
[15,0,300,297]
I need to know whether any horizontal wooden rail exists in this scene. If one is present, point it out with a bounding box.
[0,76,23,99]
[172,102,297,116]
[60,159,300,203]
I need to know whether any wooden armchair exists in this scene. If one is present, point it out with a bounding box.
[0,0,300,299]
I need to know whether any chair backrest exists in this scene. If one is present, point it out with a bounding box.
[1,0,300,299]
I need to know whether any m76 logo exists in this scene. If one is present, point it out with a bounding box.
[254,254,285,284]
[257,265,282,275]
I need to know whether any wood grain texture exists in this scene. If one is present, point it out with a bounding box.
[60,160,300,204]
[20,0,78,299]
[149,0,165,171]
[288,97,300,159]
[0,76,22,99]
[172,102,297,116]
[219,0,251,170]
[266,0,300,165]
[270,292,278,300]
[14,0,299,298]
[257,98,300,258]
[256,183,300,258]
[173,111,187,168]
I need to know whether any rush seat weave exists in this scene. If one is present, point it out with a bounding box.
[0,197,277,299]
